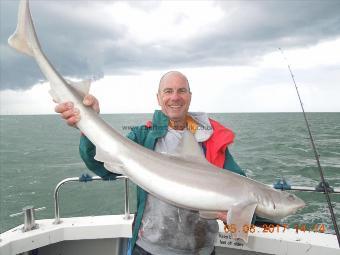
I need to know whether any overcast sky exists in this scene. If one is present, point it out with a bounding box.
[0,0,339,114]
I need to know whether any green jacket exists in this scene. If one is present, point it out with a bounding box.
[79,110,245,251]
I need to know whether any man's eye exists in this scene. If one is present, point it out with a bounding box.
[178,89,188,94]
[164,89,173,94]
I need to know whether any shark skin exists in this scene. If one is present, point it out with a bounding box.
[8,0,305,242]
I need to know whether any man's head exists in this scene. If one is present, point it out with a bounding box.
[157,71,192,123]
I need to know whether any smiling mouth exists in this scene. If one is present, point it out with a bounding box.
[169,105,182,109]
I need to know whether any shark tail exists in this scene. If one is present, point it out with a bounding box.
[8,0,34,56]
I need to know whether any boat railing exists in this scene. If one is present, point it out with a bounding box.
[53,175,131,224]
[271,178,340,194]
[51,174,339,226]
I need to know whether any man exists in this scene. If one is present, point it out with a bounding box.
[55,71,246,255]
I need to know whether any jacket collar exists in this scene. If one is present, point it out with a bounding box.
[190,112,213,142]
[150,110,213,142]
[150,110,169,138]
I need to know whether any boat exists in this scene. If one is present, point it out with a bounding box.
[1,175,339,255]
[1,0,339,254]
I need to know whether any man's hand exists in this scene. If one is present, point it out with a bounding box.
[54,94,100,127]
[217,212,228,224]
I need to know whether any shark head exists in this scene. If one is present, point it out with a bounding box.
[283,192,305,210]
[270,192,306,220]
[254,189,305,221]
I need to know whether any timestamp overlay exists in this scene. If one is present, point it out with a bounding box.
[223,223,326,234]
[215,222,337,252]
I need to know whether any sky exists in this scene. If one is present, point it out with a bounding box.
[0,0,339,115]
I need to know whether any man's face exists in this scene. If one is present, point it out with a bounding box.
[157,74,191,122]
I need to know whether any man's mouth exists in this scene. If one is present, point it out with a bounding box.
[169,105,182,109]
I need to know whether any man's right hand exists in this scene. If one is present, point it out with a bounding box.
[54,94,100,127]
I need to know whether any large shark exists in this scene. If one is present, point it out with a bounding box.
[8,0,305,242]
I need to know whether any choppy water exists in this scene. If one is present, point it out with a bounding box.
[0,113,339,234]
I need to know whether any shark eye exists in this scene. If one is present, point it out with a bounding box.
[287,194,295,201]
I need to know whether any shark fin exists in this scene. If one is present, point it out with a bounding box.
[8,0,34,56]
[103,162,126,175]
[67,79,91,97]
[49,89,61,103]
[172,130,208,164]
[49,79,91,103]
[199,210,220,219]
[95,147,125,174]
[227,201,257,243]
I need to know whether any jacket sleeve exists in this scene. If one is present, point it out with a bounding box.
[79,131,138,180]
[223,149,246,176]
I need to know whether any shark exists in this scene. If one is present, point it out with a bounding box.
[8,0,305,242]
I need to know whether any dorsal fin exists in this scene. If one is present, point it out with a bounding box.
[173,130,208,164]
[49,79,91,103]
[67,79,91,97]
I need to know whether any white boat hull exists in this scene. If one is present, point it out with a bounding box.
[1,215,338,255]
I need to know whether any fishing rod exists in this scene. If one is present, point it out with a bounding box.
[279,48,340,247]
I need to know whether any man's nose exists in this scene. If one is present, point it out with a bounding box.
[170,91,181,100]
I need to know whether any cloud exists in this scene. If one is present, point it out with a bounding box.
[1,0,339,91]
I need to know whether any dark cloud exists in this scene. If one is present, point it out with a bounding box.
[1,0,128,89]
[187,1,340,65]
[1,0,339,90]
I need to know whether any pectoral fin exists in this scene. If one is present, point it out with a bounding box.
[227,201,257,243]
[172,130,209,165]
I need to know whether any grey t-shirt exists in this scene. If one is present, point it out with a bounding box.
[137,124,218,255]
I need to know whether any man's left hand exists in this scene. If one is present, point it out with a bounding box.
[217,212,228,224]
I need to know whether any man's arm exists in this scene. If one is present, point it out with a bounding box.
[55,94,123,179]
[79,129,140,180]
[79,135,118,180]
[224,149,246,176]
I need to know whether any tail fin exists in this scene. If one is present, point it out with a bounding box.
[8,0,34,56]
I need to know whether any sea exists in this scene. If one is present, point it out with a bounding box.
[0,113,339,234]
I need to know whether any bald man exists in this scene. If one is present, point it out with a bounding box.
[55,71,246,255]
